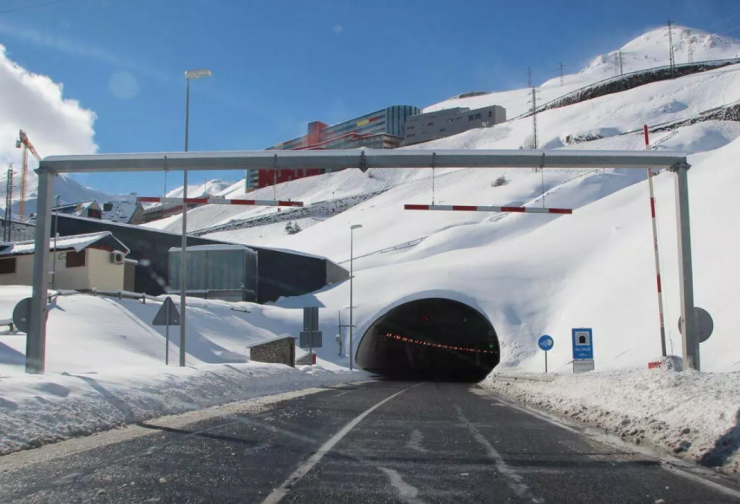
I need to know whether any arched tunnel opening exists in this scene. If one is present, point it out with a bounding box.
[356,298,500,383]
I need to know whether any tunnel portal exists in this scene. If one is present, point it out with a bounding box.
[356,298,500,382]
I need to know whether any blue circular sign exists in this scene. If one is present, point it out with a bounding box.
[538,335,554,351]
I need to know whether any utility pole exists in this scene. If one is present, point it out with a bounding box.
[558,62,564,86]
[668,20,676,75]
[528,87,539,152]
[687,29,694,64]
[526,67,532,88]
[619,50,624,76]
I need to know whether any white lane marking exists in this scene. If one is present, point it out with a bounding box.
[406,429,428,453]
[379,467,428,504]
[454,404,544,504]
[261,383,422,504]
[661,463,740,500]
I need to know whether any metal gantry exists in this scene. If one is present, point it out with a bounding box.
[27,148,699,372]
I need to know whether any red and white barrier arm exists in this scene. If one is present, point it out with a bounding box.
[404,204,572,214]
[137,197,303,207]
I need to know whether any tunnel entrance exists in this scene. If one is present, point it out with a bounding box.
[356,298,500,382]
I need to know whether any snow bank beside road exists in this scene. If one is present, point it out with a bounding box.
[484,369,740,474]
[0,362,361,456]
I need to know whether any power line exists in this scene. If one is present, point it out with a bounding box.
[704,5,740,31]
[0,0,78,16]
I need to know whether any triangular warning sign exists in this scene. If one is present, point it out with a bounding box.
[153,297,181,326]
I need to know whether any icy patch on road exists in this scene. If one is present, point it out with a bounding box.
[483,369,740,474]
[0,362,361,455]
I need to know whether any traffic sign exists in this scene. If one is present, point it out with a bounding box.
[153,297,180,326]
[12,297,47,334]
[538,335,554,351]
[677,307,714,343]
[303,307,319,331]
[153,297,180,366]
[572,328,594,360]
[573,359,595,373]
[299,331,322,349]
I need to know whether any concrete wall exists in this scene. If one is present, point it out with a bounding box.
[0,248,124,291]
[250,337,296,367]
[404,105,507,145]
[86,248,125,291]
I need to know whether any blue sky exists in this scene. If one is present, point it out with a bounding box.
[2,0,740,194]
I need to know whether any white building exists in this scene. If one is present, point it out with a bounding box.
[0,232,130,291]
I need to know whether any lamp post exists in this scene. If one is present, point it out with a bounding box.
[349,224,362,370]
[180,68,211,367]
[51,195,61,290]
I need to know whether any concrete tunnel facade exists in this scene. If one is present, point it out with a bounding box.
[356,298,500,382]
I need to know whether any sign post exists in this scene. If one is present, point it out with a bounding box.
[538,335,554,373]
[572,328,594,373]
[301,307,321,365]
[153,298,181,365]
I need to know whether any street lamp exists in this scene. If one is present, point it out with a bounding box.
[349,224,362,370]
[180,68,212,367]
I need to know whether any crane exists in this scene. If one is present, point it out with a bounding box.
[15,129,41,220]
[3,164,12,241]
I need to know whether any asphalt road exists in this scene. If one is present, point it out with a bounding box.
[1,380,738,503]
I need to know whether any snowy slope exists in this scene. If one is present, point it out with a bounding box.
[426,26,740,117]
[163,178,235,199]
[0,286,323,375]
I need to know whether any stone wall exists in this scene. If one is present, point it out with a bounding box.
[250,337,295,367]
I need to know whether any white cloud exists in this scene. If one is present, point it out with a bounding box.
[0,43,97,197]
[333,24,344,35]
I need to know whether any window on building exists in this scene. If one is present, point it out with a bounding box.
[447,118,454,123]
[475,113,482,120]
[65,250,86,268]
[468,115,474,121]
[0,258,16,274]
[408,134,415,138]
[440,128,446,132]
[427,122,434,126]
[488,110,493,118]
[407,125,415,130]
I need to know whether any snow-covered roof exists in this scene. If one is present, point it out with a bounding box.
[0,231,130,256]
[169,244,256,254]
[102,200,141,223]
[245,333,296,348]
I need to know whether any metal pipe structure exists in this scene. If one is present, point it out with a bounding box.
[29,149,699,372]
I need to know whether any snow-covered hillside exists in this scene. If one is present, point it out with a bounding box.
[426,26,740,118]
[133,26,740,374]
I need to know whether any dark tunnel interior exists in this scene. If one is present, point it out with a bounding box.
[356,298,500,382]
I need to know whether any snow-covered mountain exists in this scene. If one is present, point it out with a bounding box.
[136,26,740,373]
[0,164,122,219]
[425,25,740,118]
[163,178,236,199]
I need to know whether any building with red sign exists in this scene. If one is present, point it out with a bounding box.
[249,105,421,190]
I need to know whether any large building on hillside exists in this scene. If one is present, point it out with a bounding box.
[249,105,421,190]
[403,104,507,146]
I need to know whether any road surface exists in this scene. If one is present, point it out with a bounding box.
[1,380,738,503]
